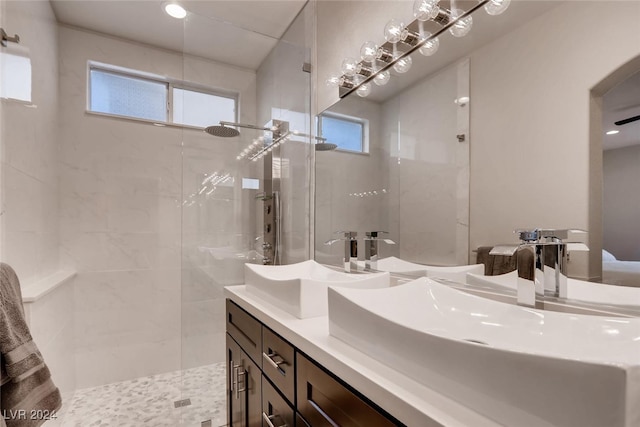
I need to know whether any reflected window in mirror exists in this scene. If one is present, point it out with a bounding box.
[318,112,368,153]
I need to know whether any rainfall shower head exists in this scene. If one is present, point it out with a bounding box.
[315,142,338,151]
[204,125,240,138]
[204,121,272,138]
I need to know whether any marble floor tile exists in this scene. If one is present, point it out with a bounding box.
[46,363,227,427]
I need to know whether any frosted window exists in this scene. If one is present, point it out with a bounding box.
[242,178,260,190]
[0,52,32,102]
[173,88,235,128]
[319,114,364,152]
[90,69,167,121]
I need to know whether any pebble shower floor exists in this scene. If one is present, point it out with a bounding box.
[46,363,227,427]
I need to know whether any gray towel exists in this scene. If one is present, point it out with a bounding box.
[0,263,61,427]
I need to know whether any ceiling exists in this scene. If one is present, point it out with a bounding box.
[49,0,307,70]
[603,70,640,151]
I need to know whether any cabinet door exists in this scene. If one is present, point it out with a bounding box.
[227,334,263,427]
[296,353,399,427]
[261,375,294,427]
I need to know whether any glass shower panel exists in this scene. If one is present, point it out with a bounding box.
[179,9,276,426]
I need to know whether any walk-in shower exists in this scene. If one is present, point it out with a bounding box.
[1,0,313,425]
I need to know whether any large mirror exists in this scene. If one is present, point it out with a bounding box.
[314,0,640,284]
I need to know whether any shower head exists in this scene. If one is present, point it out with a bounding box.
[204,121,272,138]
[315,142,338,151]
[204,125,240,138]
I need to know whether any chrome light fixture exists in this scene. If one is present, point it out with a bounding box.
[329,0,509,99]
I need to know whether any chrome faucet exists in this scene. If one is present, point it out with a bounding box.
[325,231,358,273]
[364,231,396,271]
[493,229,587,308]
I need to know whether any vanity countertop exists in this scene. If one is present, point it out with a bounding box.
[224,285,501,427]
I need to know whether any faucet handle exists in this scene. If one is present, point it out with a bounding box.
[334,231,357,239]
[365,231,396,245]
[514,228,587,242]
[365,231,388,239]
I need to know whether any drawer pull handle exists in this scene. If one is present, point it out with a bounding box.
[263,352,287,374]
[262,412,287,427]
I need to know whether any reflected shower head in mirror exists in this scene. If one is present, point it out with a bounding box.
[316,142,338,151]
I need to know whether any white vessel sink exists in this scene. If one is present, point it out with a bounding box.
[244,260,390,319]
[328,277,640,427]
[467,270,640,308]
[366,256,484,282]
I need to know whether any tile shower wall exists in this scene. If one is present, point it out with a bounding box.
[1,0,60,285]
[382,61,469,266]
[58,25,258,387]
[1,0,76,397]
[314,96,389,265]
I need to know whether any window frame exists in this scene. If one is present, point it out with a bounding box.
[317,111,369,154]
[87,62,238,130]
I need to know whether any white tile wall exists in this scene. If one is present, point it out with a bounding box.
[1,0,60,285]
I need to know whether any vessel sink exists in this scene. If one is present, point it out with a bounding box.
[328,277,640,427]
[366,256,483,282]
[467,270,640,308]
[245,260,389,319]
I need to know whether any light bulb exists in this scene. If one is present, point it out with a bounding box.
[384,19,405,43]
[393,56,412,74]
[356,83,371,97]
[341,57,358,77]
[485,0,511,15]
[413,0,439,21]
[164,2,187,19]
[326,75,340,87]
[449,10,472,37]
[418,33,439,56]
[360,41,379,62]
[373,70,390,86]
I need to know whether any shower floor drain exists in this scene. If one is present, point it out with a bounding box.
[174,398,192,408]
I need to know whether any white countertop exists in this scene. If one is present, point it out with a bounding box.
[225,285,501,427]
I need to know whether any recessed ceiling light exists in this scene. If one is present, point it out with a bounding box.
[164,2,187,19]
[606,130,619,135]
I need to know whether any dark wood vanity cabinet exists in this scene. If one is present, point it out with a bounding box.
[226,299,403,427]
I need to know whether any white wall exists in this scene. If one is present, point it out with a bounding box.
[603,145,640,261]
[469,1,640,279]
[58,25,257,387]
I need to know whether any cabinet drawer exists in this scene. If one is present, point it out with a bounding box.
[262,327,295,404]
[262,375,295,427]
[296,353,400,427]
[227,299,262,365]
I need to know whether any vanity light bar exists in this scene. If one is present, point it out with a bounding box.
[337,0,490,99]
